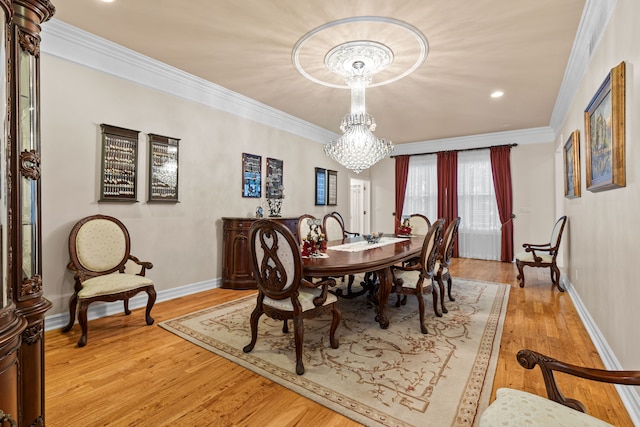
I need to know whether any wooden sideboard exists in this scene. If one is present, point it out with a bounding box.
[221,217,299,289]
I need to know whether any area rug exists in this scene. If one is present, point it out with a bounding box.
[159,277,509,427]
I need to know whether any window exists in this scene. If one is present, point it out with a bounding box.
[457,150,501,260]
[402,154,437,222]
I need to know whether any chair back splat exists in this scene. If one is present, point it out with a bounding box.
[409,213,431,236]
[434,217,461,314]
[64,214,156,347]
[244,219,340,375]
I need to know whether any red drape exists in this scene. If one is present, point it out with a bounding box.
[437,151,459,257]
[490,145,514,262]
[394,156,410,233]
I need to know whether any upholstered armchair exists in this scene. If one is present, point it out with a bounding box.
[390,219,444,333]
[63,214,156,347]
[243,219,340,375]
[480,349,640,426]
[515,216,567,290]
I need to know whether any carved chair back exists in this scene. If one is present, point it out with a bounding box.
[323,213,345,242]
[549,216,568,256]
[419,218,445,278]
[440,217,461,267]
[409,213,431,236]
[296,214,323,244]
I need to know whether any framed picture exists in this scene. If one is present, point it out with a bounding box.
[315,167,326,205]
[242,153,261,198]
[584,61,625,192]
[266,158,283,199]
[563,130,580,199]
[99,124,139,202]
[327,170,337,206]
[148,134,179,202]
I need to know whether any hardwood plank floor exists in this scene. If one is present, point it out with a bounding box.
[45,258,633,426]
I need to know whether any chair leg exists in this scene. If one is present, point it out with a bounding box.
[62,292,78,333]
[124,298,131,315]
[516,261,526,288]
[77,300,89,347]
[431,281,442,317]
[145,287,156,325]
[436,276,448,314]
[329,304,340,349]
[416,288,428,334]
[293,316,305,375]
[552,264,565,292]
[447,276,455,302]
[282,320,288,333]
[242,301,264,354]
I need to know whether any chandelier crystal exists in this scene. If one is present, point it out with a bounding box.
[323,41,394,173]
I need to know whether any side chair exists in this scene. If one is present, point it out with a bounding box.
[409,213,431,235]
[243,219,340,375]
[390,219,444,333]
[63,214,156,347]
[515,215,567,290]
[480,349,640,426]
[434,217,461,314]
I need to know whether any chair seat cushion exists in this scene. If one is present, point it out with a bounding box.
[392,270,424,289]
[79,273,154,298]
[264,286,338,311]
[515,251,553,263]
[479,388,613,427]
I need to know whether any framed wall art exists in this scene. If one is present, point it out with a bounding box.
[584,61,625,192]
[327,170,337,206]
[266,158,284,199]
[563,130,580,199]
[148,133,179,202]
[242,153,261,198]
[315,167,326,205]
[99,124,139,202]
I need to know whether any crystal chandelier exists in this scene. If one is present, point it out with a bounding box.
[323,41,394,173]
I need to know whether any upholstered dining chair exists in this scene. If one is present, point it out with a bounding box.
[243,219,340,375]
[63,214,156,347]
[479,349,640,426]
[515,216,567,290]
[409,213,431,235]
[328,211,359,237]
[296,214,322,244]
[390,218,444,333]
[433,217,461,315]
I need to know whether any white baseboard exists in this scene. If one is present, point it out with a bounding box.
[44,278,220,331]
[561,274,640,425]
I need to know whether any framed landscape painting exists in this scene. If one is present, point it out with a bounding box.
[563,130,580,199]
[584,61,625,192]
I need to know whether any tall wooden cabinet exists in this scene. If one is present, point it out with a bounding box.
[0,1,54,425]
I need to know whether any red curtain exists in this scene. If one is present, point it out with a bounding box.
[394,156,410,233]
[437,151,458,257]
[490,145,514,262]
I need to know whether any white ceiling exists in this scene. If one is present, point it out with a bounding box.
[48,0,586,145]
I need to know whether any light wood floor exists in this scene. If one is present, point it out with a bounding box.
[45,258,633,426]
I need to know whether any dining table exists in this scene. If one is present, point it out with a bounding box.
[302,235,424,329]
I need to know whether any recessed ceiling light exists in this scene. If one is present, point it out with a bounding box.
[491,91,504,98]
[100,0,114,3]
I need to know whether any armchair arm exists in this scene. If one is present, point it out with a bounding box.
[517,349,640,413]
[128,255,153,276]
[344,230,360,238]
[301,277,336,306]
[522,244,552,262]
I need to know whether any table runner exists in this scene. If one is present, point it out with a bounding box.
[326,236,409,252]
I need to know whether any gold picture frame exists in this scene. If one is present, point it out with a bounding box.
[563,130,580,199]
[584,61,625,192]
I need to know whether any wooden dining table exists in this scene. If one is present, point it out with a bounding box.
[302,235,424,329]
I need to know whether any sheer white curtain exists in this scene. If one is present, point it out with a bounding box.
[402,154,437,223]
[457,149,501,260]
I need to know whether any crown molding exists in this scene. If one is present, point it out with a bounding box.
[391,127,555,156]
[549,0,617,133]
[40,19,339,144]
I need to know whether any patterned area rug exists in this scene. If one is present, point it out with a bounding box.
[159,277,509,427]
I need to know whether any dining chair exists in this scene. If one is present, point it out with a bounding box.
[296,214,322,244]
[515,216,567,290]
[434,217,461,314]
[409,213,431,235]
[390,218,445,333]
[328,211,359,237]
[243,219,340,375]
[63,214,156,347]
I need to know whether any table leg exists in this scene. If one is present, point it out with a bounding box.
[375,267,391,329]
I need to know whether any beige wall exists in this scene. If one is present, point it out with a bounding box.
[41,55,353,316]
[556,0,640,369]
